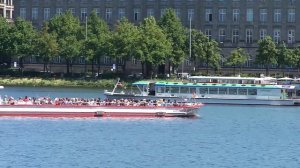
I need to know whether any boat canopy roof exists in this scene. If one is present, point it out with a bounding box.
[132,81,295,89]
[278,77,293,81]
[189,76,276,81]
[132,81,151,85]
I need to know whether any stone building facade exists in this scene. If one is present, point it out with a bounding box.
[0,0,13,21]
[12,0,300,74]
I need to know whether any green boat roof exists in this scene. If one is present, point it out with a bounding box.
[132,81,151,85]
[132,81,288,89]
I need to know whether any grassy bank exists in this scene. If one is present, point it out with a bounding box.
[0,77,117,88]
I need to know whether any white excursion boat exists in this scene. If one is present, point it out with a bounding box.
[105,76,300,106]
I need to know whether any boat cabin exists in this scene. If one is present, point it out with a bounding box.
[189,76,277,85]
[131,81,296,100]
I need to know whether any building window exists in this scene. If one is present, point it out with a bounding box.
[188,9,194,21]
[274,9,281,23]
[79,56,85,64]
[260,9,267,22]
[69,8,75,15]
[288,29,295,44]
[94,8,100,17]
[246,8,253,22]
[175,8,180,18]
[160,8,166,17]
[118,8,125,19]
[132,57,137,65]
[20,8,26,19]
[232,29,239,43]
[205,9,213,22]
[259,29,267,40]
[246,29,253,44]
[273,29,281,43]
[288,9,295,23]
[219,28,226,43]
[147,8,154,17]
[134,8,140,21]
[81,8,87,21]
[233,9,240,22]
[32,8,38,21]
[56,8,63,15]
[105,8,112,20]
[205,29,212,40]
[288,0,296,5]
[44,8,50,20]
[218,9,226,22]
[185,59,191,66]
[29,56,37,63]
[53,56,61,63]
[104,56,111,64]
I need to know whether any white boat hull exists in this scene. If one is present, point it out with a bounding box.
[0,105,200,118]
[105,94,300,106]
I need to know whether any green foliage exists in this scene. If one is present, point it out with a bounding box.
[48,11,82,74]
[277,42,294,70]
[292,46,300,70]
[0,17,13,65]
[191,30,221,74]
[35,23,59,72]
[111,18,141,71]
[159,9,187,69]
[138,17,172,77]
[226,48,248,74]
[82,10,110,64]
[256,36,278,76]
[11,18,37,67]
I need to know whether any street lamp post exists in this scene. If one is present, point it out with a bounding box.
[84,15,88,77]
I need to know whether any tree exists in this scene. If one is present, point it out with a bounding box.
[292,46,300,72]
[0,17,13,67]
[111,18,140,73]
[226,48,248,75]
[35,23,59,74]
[82,10,110,76]
[277,42,293,76]
[159,8,187,74]
[11,18,37,70]
[191,30,221,75]
[48,11,82,75]
[138,17,172,78]
[256,36,277,76]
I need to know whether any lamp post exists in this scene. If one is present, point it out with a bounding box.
[84,15,88,77]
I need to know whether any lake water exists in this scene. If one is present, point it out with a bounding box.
[0,87,300,168]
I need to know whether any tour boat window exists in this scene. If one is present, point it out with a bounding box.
[166,87,171,93]
[190,87,196,94]
[238,89,247,95]
[200,88,208,94]
[156,87,164,93]
[180,87,189,93]
[170,87,179,93]
[229,88,238,95]
[248,89,257,95]
[219,88,227,94]
[143,86,148,92]
[209,88,218,94]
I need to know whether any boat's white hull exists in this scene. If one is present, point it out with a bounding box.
[0,105,199,118]
[105,94,300,106]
